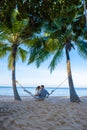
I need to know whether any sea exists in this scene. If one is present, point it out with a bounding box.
[0,86,87,97]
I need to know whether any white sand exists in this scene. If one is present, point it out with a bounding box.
[0,96,87,130]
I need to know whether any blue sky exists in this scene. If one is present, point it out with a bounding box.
[0,48,87,88]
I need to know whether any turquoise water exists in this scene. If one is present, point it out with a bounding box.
[0,86,87,97]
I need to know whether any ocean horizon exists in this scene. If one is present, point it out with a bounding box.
[0,86,87,97]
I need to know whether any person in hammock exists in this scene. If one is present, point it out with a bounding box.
[37,85,50,100]
[24,84,49,100]
[34,86,41,96]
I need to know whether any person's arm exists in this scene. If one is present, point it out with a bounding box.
[46,90,50,97]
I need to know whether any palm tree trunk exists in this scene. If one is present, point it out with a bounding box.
[12,45,21,100]
[65,46,81,102]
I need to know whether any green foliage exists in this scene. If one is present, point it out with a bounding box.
[0,43,10,58]
[18,47,28,62]
[77,40,87,58]
[0,0,87,72]
[0,0,16,27]
[11,9,29,33]
[28,37,51,67]
[0,8,30,70]
[8,54,14,69]
[45,38,59,52]
[26,0,87,72]
[49,48,63,72]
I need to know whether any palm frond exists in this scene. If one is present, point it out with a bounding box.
[0,43,11,58]
[0,24,11,40]
[24,38,41,46]
[77,40,87,59]
[8,54,13,69]
[35,48,50,68]
[18,47,28,62]
[48,47,63,72]
[45,38,59,52]
[28,37,51,67]
[54,18,63,30]
[11,9,29,33]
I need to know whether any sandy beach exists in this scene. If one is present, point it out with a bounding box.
[0,96,87,130]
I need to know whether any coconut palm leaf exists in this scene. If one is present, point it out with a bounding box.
[0,43,10,57]
[11,9,29,33]
[8,54,14,69]
[18,47,28,62]
[77,40,87,58]
[48,48,63,72]
[28,37,50,67]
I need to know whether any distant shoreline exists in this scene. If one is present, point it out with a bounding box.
[0,86,87,88]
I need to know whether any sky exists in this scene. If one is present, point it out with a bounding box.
[0,48,87,88]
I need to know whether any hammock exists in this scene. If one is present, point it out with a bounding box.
[16,77,68,99]
[16,81,47,100]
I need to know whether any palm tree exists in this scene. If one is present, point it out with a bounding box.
[0,9,32,100]
[27,1,87,102]
[0,9,29,100]
[28,18,84,102]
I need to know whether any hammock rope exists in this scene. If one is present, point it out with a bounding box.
[16,77,68,97]
[49,77,68,95]
[16,81,35,97]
